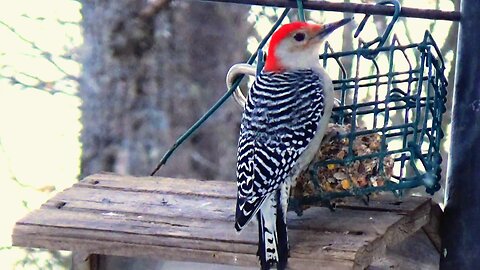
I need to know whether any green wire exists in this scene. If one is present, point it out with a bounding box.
[296,0,305,22]
[151,8,291,176]
[151,0,447,207]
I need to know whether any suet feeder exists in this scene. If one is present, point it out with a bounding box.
[289,1,448,209]
[185,0,449,209]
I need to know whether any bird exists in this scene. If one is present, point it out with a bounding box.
[234,18,353,270]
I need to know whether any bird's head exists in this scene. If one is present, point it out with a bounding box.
[264,18,353,72]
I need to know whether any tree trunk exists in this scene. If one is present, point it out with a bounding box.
[79,0,250,268]
[79,0,251,181]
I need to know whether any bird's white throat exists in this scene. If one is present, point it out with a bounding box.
[274,41,323,71]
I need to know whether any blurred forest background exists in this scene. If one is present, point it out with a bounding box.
[0,0,458,269]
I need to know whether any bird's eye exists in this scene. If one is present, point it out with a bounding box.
[293,32,306,42]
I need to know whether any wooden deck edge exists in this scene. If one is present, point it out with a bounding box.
[352,197,432,269]
[421,202,442,253]
[12,228,355,270]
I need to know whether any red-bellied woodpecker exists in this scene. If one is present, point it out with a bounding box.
[233,18,353,270]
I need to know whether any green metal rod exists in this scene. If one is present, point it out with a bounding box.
[150,8,291,176]
[296,0,305,21]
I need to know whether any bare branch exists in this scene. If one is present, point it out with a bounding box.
[0,137,32,189]
[5,74,76,96]
[20,14,80,26]
[440,19,459,55]
[190,151,217,171]
[0,20,76,77]
[428,0,441,33]
[401,19,415,45]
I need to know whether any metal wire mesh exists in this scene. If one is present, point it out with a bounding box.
[299,31,448,204]
[152,1,448,208]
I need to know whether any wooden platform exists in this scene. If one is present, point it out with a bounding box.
[12,173,438,270]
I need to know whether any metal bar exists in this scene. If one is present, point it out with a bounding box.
[194,0,461,21]
[440,0,480,268]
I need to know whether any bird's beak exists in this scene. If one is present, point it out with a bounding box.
[315,17,353,39]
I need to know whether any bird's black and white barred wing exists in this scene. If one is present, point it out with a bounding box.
[235,70,325,231]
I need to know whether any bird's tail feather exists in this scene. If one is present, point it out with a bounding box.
[275,190,288,270]
[257,191,288,270]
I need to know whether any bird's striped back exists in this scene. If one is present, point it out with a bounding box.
[235,69,325,230]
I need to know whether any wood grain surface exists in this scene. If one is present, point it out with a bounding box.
[12,173,434,270]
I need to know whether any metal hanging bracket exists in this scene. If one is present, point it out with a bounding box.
[354,0,401,59]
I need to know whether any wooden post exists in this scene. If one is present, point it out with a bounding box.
[72,253,99,270]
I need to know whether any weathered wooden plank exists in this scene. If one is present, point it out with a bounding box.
[43,186,236,221]
[12,173,434,270]
[47,175,428,222]
[334,194,429,214]
[353,197,431,267]
[368,230,440,270]
[79,174,426,213]
[41,186,409,236]
[13,208,376,259]
[79,173,237,199]
[14,224,355,269]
